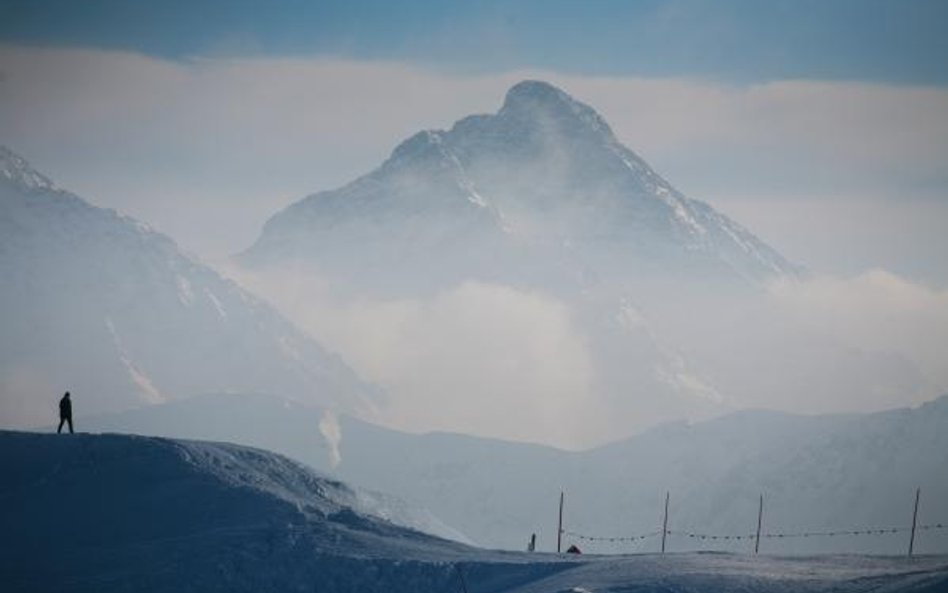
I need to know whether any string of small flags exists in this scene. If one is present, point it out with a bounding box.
[668,530,756,541]
[562,529,663,543]
[562,523,946,544]
[757,524,947,539]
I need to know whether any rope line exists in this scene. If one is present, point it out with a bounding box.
[563,529,662,543]
[562,523,947,544]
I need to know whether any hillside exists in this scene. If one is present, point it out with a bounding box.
[0,431,534,592]
[2,430,947,593]
[80,393,948,554]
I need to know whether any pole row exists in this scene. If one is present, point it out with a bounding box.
[556,488,934,556]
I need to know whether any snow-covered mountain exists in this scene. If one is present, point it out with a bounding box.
[82,392,948,555]
[3,430,946,592]
[236,80,930,444]
[236,80,806,441]
[0,146,378,426]
[243,80,795,288]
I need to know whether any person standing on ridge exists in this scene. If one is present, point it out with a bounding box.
[57,391,73,434]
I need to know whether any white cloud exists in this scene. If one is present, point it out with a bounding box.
[707,194,948,286]
[317,281,598,446]
[768,270,948,389]
[225,261,948,448]
[228,267,599,448]
[497,76,948,197]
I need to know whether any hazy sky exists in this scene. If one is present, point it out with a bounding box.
[0,0,948,444]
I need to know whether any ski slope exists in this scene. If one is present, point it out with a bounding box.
[1,430,946,592]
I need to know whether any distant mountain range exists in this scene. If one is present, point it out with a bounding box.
[82,392,948,555]
[0,146,378,426]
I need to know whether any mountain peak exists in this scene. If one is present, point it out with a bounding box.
[0,146,56,192]
[502,80,570,108]
[248,81,796,282]
[499,80,614,139]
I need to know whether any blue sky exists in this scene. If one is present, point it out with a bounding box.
[2,0,947,84]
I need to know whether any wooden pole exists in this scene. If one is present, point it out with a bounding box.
[661,491,670,554]
[909,487,920,557]
[557,491,564,554]
[755,493,764,555]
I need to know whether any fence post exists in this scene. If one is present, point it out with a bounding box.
[755,494,764,555]
[661,491,670,554]
[557,491,564,554]
[909,487,920,557]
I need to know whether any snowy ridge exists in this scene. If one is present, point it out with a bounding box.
[171,436,469,543]
[0,145,56,192]
[173,435,472,545]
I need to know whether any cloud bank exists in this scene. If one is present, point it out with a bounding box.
[230,268,599,447]
[226,263,947,449]
[769,270,948,389]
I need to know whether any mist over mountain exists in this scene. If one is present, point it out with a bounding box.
[0,147,378,426]
[237,81,934,446]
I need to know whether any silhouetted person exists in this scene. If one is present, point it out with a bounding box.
[527,533,536,552]
[57,391,73,434]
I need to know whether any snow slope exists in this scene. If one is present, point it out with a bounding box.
[2,430,946,593]
[503,554,948,593]
[0,146,378,426]
[79,393,948,555]
[0,430,545,592]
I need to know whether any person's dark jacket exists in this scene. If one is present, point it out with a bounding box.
[59,396,71,419]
